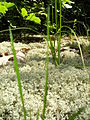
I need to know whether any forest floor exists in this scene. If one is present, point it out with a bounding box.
[0,36,90,120]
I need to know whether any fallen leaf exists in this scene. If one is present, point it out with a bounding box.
[21,48,30,53]
[4,52,9,56]
[0,50,26,66]
[0,55,13,66]
[0,47,29,66]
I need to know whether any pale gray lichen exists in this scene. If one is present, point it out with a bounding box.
[0,40,90,120]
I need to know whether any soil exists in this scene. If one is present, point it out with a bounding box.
[0,36,90,120]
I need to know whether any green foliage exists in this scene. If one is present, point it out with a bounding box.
[38,11,47,17]
[3,2,15,9]
[0,0,89,36]
[0,4,8,14]
[63,0,71,2]
[26,13,41,24]
[62,0,73,8]
[0,2,14,14]
[21,8,28,17]
[0,0,46,36]
[21,7,41,24]
[49,0,62,65]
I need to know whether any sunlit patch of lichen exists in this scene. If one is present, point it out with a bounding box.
[0,38,90,120]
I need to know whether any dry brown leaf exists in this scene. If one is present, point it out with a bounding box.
[0,50,26,66]
[4,52,9,56]
[21,48,30,53]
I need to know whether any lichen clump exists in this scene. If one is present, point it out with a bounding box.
[0,40,90,120]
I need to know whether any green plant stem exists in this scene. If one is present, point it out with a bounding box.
[55,0,57,47]
[51,0,53,25]
[61,26,85,68]
[9,27,26,120]
[49,38,58,66]
[55,0,57,33]
[58,0,62,65]
[42,5,50,120]
[51,0,54,36]
[0,27,40,34]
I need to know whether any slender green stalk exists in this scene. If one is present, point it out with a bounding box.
[48,0,58,65]
[55,0,57,47]
[51,0,54,35]
[60,26,85,68]
[73,31,85,69]
[42,5,50,120]
[49,37,58,65]
[58,0,62,64]
[9,27,26,120]
[55,0,57,33]
[0,27,40,34]
[51,0,53,25]
[49,0,62,65]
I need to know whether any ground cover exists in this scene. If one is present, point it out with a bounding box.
[0,36,90,120]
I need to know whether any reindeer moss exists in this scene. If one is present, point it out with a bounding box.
[0,39,90,120]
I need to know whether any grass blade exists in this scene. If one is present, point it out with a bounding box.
[51,0,54,29]
[58,0,62,65]
[57,25,86,68]
[9,27,26,120]
[42,5,50,120]
[50,37,58,65]
[55,0,58,33]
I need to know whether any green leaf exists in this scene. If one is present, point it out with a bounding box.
[0,2,14,14]
[21,8,28,17]
[63,3,72,8]
[26,13,41,24]
[63,0,71,4]
[62,0,73,8]
[4,2,14,8]
[38,11,47,17]
[0,5,8,14]
[26,13,34,19]
[31,16,41,24]
[74,19,77,23]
